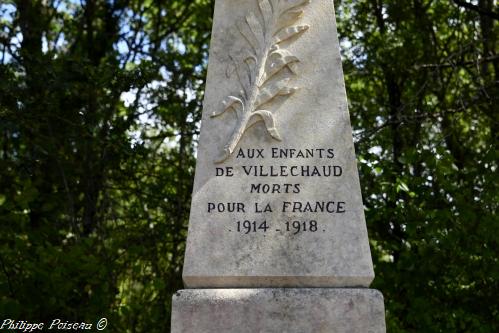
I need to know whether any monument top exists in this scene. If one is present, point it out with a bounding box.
[182,0,374,288]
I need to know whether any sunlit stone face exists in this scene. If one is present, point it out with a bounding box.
[182,0,374,288]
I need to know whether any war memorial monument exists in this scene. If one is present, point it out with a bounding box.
[171,0,386,331]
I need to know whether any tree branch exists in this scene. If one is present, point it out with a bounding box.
[452,0,499,20]
[417,54,499,68]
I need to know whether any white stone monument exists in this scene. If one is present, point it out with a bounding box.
[172,0,386,331]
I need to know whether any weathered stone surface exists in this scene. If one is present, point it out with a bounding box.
[171,288,386,333]
[182,0,374,288]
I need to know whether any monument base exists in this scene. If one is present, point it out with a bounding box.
[171,288,385,333]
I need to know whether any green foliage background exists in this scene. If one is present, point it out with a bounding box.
[0,0,497,332]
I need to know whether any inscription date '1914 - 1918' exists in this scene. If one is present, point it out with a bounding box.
[230,220,323,234]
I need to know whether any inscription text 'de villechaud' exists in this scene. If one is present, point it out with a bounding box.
[207,147,346,236]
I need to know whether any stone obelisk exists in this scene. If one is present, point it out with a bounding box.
[171,0,386,331]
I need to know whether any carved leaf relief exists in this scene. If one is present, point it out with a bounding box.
[211,0,310,163]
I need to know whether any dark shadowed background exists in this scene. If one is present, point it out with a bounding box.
[0,0,497,331]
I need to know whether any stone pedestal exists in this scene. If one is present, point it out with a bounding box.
[172,289,385,333]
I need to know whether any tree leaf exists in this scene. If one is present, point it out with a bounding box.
[281,0,311,15]
[246,11,265,49]
[277,10,304,31]
[260,48,299,85]
[248,110,282,140]
[211,96,244,118]
[258,0,274,33]
[226,62,236,78]
[274,25,309,44]
[255,78,297,107]
[236,19,259,53]
[229,53,252,98]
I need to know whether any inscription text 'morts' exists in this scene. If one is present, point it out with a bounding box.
[250,183,301,194]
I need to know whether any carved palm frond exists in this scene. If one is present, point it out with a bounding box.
[211,0,310,163]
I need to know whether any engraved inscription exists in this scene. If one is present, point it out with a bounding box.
[211,0,311,163]
[209,146,346,237]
